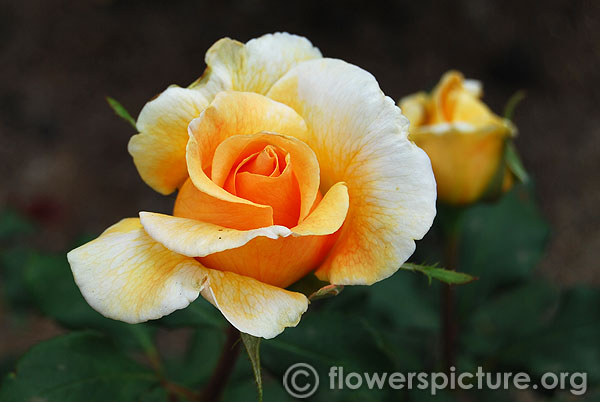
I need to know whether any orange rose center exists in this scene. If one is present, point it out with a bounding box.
[220,143,301,228]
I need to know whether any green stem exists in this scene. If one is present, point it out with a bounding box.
[442,231,459,372]
[439,205,464,373]
[200,325,241,402]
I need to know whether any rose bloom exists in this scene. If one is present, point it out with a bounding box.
[400,71,516,205]
[68,33,436,338]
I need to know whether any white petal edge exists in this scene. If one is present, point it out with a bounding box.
[139,181,348,258]
[267,58,438,285]
[129,86,210,195]
[191,32,323,98]
[67,218,207,323]
[201,269,308,339]
[139,212,292,258]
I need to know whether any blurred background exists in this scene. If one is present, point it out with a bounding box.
[1,0,599,400]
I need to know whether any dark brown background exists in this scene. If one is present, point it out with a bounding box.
[1,0,599,293]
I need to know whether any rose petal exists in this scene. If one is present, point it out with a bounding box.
[447,90,502,126]
[211,132,319,223]
[128,87,210,195]
[201,269,308,339]
[199,233,336,288]
[267,58,437,285]
[174,178,274,230]
[409,125,508,204]
[234,156,301,228]
[186,92,314,219]
[190,32,322,98]
[291,181,349,236]
[139,183,348,287]
[399,92,429,127]
[139,211,292,258]
[66,218,207,323]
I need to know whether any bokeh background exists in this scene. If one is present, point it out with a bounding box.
[1,0,599,398]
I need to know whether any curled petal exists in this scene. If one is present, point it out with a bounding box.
[186,91,311,213]
[66,218,207,323]
[268,59,437,285]
[291,182,349,236]
[140,181,348,259]
[139,212,292,258]
[199,184,348,287]
[174,178,273,230]
[190,32,322,98]
[201,269,308,339]
[128,87,210,195]
[211,132,320,223]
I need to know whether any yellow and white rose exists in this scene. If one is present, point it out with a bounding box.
[67,33,437,339]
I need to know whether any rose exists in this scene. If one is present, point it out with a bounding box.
[399,71,516,205]
[67,33,437,339]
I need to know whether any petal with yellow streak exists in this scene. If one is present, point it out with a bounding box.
[174,178,274,230]
[267,58,437,285]
[66,218,207,324]
[291,181,349,236]
[128,87,210,195]
[139,211,292,258]
[140,181,348,259]
[186,91,310,212]
[198,182,348,287]
[210,132,319,222]
[190,32,322,99]
[201,269,308,339]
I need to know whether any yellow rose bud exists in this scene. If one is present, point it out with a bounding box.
[400,71,516,205]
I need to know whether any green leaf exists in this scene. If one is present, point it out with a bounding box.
[456,183,550,314]
[0,209,35,240]
[106,96,137,130]
[24,251,154,351]
[400,263,477,285]
[462,281,559,357]
[262,311,394,401]
[0,246,35,311]
[0,331,159,402]
[162,326,225,387]
[505,140,529,183]
[241,333,263,402]
[368,268,439,332]
[155,297,225,329]
[503,287,600,381]
[503,90,526,121]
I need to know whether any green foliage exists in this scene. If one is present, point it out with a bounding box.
[106,96,137,129]
[0,210,36,312]
[503,90,527,122]
[1,182,598,401]
[400,263,477,285]
[24,251,155,351]
[0,331,159,402]
[505,140,529,183]
[241,333,263,402]
[456,183,550,314]
[0,209,35,240]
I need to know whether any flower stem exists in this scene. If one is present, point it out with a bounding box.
[439,205,463,373]
[200,325,241,402]
[442,231,459,372]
